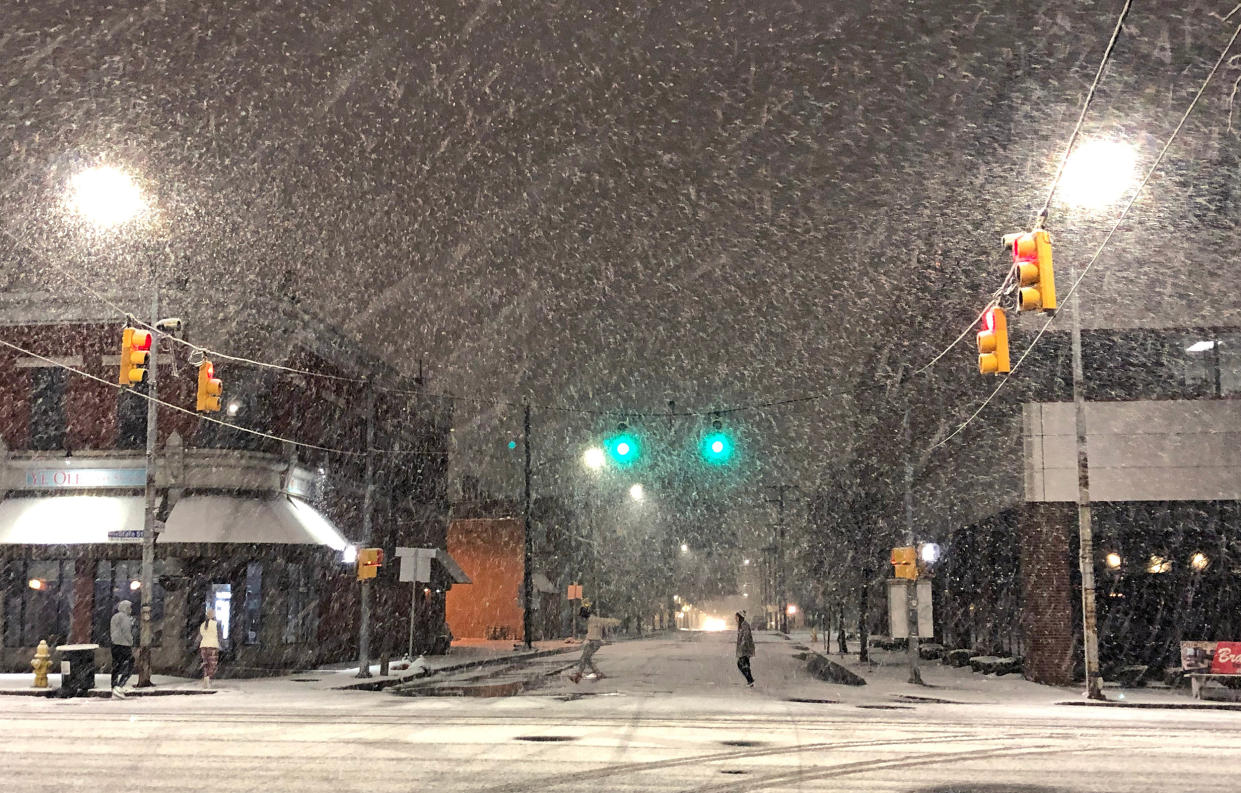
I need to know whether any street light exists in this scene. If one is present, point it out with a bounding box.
[583,447,605,470]
[679,543,689,554]
[629,483,644,501]
[68,165,146,227]
[1058,139,1138,209]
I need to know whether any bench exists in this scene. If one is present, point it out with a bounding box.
[1181,641,1241,700]
[1188,673,1241,700]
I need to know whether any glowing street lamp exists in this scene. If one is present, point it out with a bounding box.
[68,165,146,228]
[583,447,605,470]
[1057,139,1137,210]
[629,483,645,501]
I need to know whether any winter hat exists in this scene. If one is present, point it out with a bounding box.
[118,600,132,614]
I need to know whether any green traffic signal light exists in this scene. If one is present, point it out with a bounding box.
[604,429,640,466]
[700,430,734,464]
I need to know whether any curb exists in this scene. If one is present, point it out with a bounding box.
[0,687,217,698]
[1057,700,1241,712]
[337,646,580,692]
[340,631,666,692]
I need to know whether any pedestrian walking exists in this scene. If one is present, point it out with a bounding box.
[735,611,755,687]
[198,609,222,688]
[110,600,135,698]
[569,604,620,683]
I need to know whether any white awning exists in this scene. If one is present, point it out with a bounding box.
[0,495,145,545]
[0,494,347,549]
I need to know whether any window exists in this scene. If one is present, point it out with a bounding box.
[2,560,73,647]
[242,562,262,645]
[1218,334,1241,396]
[117,387,146,449]
[91,559,166,646]
[29,368,67,451]
[282,563,316,644]
[1182,333,1241,398]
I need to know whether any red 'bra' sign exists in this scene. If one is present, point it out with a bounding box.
[1213,642,1241,674]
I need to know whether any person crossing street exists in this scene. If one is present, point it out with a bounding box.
[569,604,620,684]
[735,611,756,687]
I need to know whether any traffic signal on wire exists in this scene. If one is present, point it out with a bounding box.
[605,422,641,466]
[1008,229,1056,312]
[118,327,152,386]
[700,418,735,465]
[196,360,223,412]
[977,306,1010,375]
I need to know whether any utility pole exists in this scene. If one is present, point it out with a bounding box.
[766,485,796,633]
[136,294,159,688]
[522,403,534,649]
[1069,264,1105,701]
[356,380,376,678]
[902,404,923,685]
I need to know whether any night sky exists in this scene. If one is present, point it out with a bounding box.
[2,1,1238,556]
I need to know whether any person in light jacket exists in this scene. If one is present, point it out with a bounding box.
[569,605,621,683]
[198,609,222,688]
[736,611,755,687]
[110,600,135,698]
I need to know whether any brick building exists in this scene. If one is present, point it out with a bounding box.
[0,291,455,675]
[926,325,1241,685]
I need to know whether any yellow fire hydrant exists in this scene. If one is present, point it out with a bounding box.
[31,640,52,688]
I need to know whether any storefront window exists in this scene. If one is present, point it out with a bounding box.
[242,562,262,645]
[1,560,73,647]
[282,563,316,644]
[91,559,166,646]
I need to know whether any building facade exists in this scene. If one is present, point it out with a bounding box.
[930,326,1241,684]
[0,293,453,675]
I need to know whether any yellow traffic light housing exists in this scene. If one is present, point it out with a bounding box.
[196,360,223,412]
[891,546,918,580]
[357,547,383,580]
[1009,229,1056,312]
[977,306,1010,375]
[118,327,152,386]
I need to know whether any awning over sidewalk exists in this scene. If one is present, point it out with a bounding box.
[0,493,347,549]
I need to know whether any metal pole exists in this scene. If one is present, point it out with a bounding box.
[407,583,417,660]
[522,403,533,649]
[777,491,787,633]
[1069,264,1105,700]
[356,381,375,678]
[137,294,159,687]
[903,404,923,685]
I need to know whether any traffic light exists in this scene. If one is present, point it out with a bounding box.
[356,547,383,580]
[196,360,223,412]
[118,327,152,386]
[700,418,735,465]
[604,422,641,466]
[1008,229,1056,312]
[977,306,1010,375]
[891,546,918,580]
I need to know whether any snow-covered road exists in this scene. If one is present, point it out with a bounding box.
[2,631,1235,792]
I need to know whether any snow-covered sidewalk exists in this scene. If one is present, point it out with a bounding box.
[0,637,584,697]
[782,630,1241,709]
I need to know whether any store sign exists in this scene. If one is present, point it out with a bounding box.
[1182,641,1241,674]
[1212,642,1241,674]
[107,530,143,543]
[24,468,145,489]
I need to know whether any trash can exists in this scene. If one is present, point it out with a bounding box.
[56,644,100,697]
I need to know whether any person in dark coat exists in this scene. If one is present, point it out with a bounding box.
[735,611,755,687]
